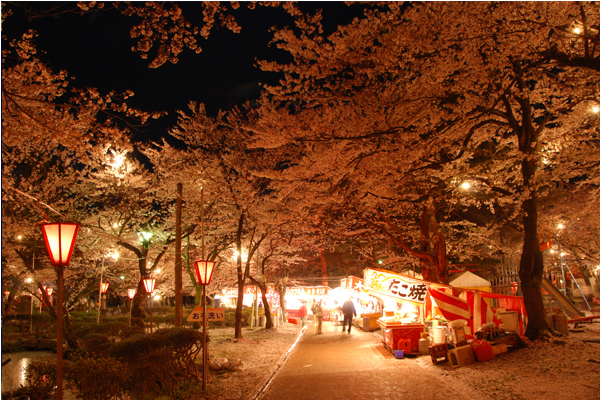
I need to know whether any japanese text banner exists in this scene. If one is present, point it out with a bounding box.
[363,268,432,305]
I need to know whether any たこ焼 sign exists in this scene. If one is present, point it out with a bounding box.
[363,268,434,305]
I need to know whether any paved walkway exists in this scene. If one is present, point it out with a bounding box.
[258,320,483,400]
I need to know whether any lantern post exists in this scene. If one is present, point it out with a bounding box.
[143,278,156,333]
[37,286,47,313]
[46,287,53,306]
[194,260,216,391]
[127,289,136,326]
[99,281,109,319]
[39,221,79,400]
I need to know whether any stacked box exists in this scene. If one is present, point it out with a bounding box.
[492,343,508,355]
[448,345,476,367]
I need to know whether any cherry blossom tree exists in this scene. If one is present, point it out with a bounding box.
[247,2,599,339]
[1,29,161,339]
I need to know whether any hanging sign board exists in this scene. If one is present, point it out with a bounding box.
[341,276,364,292]
[363,268,447,305]
[186,306,225,322]
[285,286,329,298]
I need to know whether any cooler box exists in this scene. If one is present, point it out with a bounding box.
[377,320,423,353]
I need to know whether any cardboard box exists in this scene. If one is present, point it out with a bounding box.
[492,343,508,355]
[452,326,468,347]
[448,345,476,367]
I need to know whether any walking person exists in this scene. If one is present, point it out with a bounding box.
[342,298,357,334]
[299,301,308,326]
[314,300,324,334]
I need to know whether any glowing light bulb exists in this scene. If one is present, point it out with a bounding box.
[461,182,471,190]
[573,27,582,34]
[558,223,564,229]
[592,105,599,114]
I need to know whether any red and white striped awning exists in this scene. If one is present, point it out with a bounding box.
[428,287,472,321]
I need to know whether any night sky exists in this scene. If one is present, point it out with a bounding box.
[2,2,363,142]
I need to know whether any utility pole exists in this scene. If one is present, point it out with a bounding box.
[175,182,183,326]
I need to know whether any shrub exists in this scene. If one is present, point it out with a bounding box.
[65,356,130,400]
[80,333,113,358]
[108,327,204,399]
[31,313,56,337]
[69,311,99,324]
[25,361,56,400]
[152,305,174,315]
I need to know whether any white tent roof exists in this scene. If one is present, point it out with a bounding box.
[449,271,491,288]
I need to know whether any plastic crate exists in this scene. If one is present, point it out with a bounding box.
[429,343,448,365]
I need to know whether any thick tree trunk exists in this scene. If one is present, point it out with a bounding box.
[519,158,550,339]
[419,200,448,284]
[131,280,148,329]
[248,276,273,329]
[4,279,21,315]
[234,213,245,339]
[234,278,245,338]
[419,205,436,282]
[117,241,150,329]
[261,287,273,329]
[320,249,328,287]
[434,231,449,285]
[62,308,79,349]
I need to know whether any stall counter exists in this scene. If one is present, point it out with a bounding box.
[377,319,424,353]
[353,313,382,331]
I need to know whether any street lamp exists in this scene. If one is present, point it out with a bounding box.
[143,278,156,333]
[127,289,136,326]
[39,221,79,400]
[194,260,216,391]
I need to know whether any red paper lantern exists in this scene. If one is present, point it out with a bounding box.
[143,278,156,294]
[194,261,216,285]
[39,222,79,267]
[46,288,54,296]
[100,282,110,294]
[127,289,136,299]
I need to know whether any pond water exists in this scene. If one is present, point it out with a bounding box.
[2,351,55,393]
[1,351,76,399]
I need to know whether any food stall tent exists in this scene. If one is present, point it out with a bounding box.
[363,268,451,353]
[450,271,492,293]
[335,276,383,331]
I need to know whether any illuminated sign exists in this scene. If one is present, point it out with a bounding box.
[363,268,440,305]
[341,276,364,292]
[285,286,329,297]
[222,286,279,299]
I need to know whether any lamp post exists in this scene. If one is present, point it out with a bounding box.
[128,289,136,326]
[97,256,105,324]
[143,278,156,333]
[194,260,216,391]
[47,287,53,307]
[37,286,46,313]
[98,281,109,321]
[39,221,79,400]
